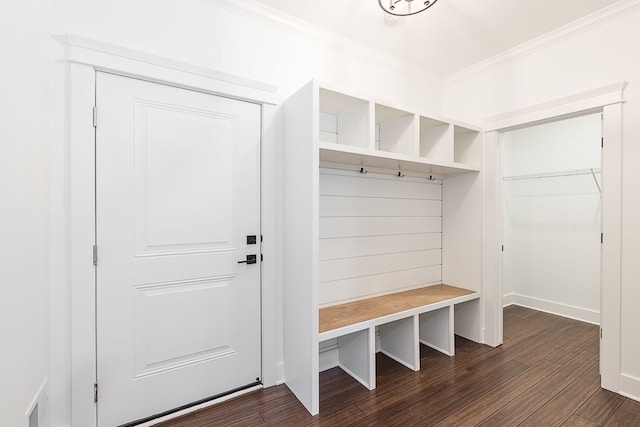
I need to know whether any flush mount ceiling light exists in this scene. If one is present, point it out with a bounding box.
[378,0,439,16]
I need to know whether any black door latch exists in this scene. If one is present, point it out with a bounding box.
[238,254,257,265]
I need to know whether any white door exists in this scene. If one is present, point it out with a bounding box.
[95,72,262,426]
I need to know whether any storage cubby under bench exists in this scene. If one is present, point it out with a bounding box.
[318,284,480,391]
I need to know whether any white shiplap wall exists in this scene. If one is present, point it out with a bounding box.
[319,168,443,307]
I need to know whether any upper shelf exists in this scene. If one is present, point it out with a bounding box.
[319,142,479,177]
[315,82,482,177]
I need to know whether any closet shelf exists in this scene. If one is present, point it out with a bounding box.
[319,142,480,177]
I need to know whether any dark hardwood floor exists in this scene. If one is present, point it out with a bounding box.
[156,306,640,426]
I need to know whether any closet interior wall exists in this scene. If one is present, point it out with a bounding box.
[501,112,602,324]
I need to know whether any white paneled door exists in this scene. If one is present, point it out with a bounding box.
[95,72,261,426]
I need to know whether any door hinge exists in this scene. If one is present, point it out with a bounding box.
[601,233,604,244]
[601,328,603,339]
[94,382,98,403]
[601,137,604,148]
[93,106,97,128]
[501,245,504,252]
[93,245,98,266]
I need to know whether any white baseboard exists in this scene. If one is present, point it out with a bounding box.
[620,373,640,403]
[503,293,600,325]
[502,293,516,308]
[275,361,285,385]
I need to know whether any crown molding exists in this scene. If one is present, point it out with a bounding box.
[445,0,640,85]
[201,0,443,86]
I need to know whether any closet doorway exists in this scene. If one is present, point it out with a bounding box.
[501,112,602,325]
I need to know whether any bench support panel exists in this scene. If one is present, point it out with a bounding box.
[419,306,455,356]
[379,316,420,371]
[455,298,482,342]
[337,328,376,390]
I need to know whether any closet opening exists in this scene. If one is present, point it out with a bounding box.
[500,111,602,328]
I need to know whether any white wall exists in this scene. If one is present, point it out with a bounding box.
[501,113,601,323]
[48,1,445,425]
[52,0,443,112]
[444,4,640,400]
[0,0,52,425]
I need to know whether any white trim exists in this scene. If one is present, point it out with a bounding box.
[446,0,640,84]
[481,131,503,347]
[69,61,98,427]
[201,0,443,86]
[503,294,600,325]
[601,102,623,394]
[620,374,640,403]
[260,103,279,388]
[275,362,285,385]
[502,293,516,308]
[484,82,626,131]
[482,87,624,395]
[68,35,279,427]
[67,34,278,104]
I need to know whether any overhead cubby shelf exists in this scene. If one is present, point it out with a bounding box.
[314,82,482,176]
[318,142,479,177]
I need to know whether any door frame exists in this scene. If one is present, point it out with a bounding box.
[481,82,625,393]
[67,34,279,427]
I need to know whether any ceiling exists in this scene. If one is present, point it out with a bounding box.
[249,0,622,78]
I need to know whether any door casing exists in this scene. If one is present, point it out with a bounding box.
[481,84,625,395]
[67,35,279,427]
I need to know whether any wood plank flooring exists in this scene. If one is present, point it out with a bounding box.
[156,306,640,426]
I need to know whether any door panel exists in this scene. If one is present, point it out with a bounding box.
[133,99,236,255]
[95,72,261,426]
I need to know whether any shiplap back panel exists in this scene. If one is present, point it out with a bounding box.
[319,168,442,307]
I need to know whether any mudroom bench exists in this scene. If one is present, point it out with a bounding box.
[318,284,480,390]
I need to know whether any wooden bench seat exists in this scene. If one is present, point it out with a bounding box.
[317,284,480,390]
[320,284,478,335]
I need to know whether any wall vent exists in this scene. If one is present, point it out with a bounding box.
[28,403,38,427]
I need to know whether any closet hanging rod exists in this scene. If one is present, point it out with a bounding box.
[503,168,601,182]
